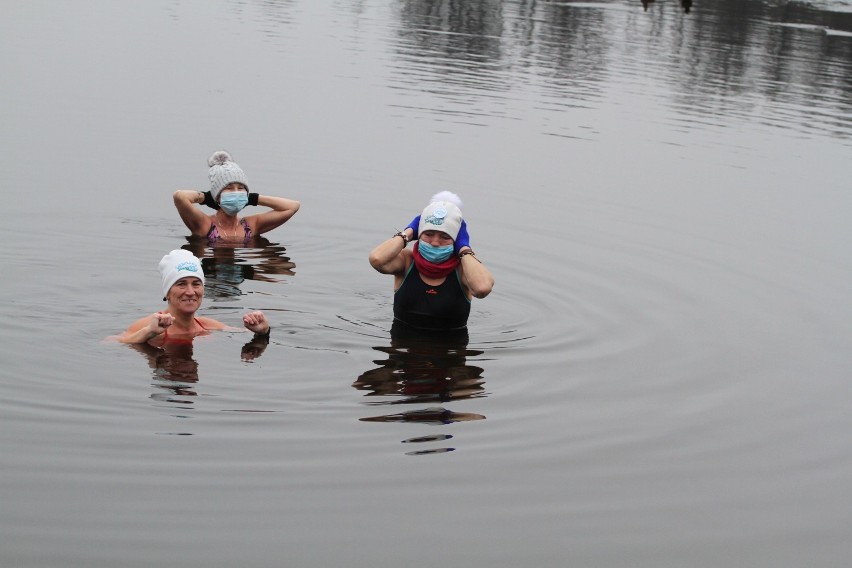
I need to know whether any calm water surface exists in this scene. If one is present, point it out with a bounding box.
[2,1,851,566]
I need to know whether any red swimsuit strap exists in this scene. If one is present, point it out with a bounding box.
[161,316,208,340]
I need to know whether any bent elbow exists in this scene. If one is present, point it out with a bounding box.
[471,288,492,299]
[369,251,394,274]
[470,281,493,299]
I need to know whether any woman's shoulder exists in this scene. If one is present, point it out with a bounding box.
[196,316,227,330]
[126,313,156,331]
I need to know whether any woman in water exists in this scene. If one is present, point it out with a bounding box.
[173,151,300,241]
[114,249,270,345]
[369,192,494,332]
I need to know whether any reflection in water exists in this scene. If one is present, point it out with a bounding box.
[395,0,513,116]
[353,322,487,455]
[182,236,295,300]
[398,0,505,63]
[389,0,852,139]
[641,1,693,13]
[128,334,270,435]
[131,340,200,408]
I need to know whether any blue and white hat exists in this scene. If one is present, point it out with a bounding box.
[418,192,463,240]
[207,150,249,200]
[159,249,205,298]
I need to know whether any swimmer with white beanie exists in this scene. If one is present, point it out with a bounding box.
[369,191,494,332]
[114,249,270,345]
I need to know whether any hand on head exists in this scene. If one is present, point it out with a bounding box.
[404,215,470,254]
[404,215,421,239]
[410,194,464,245]
[454,220,470,254]
[202,191,220,209]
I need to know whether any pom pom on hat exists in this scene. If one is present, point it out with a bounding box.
[207,150,249,200]
[418,192,464,241]
[159,249,205,299]
[208,150,233,167]
[429,191,463,209]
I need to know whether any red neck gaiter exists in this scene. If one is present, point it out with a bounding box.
[412,241,459,279]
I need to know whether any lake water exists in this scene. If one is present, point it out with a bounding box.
[2,1,851,566]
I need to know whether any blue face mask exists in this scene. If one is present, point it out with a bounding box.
[418,241,454,263]
[219,192,248,215]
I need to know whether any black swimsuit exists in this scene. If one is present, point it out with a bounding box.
[393,264,471,330]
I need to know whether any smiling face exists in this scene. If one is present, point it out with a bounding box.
[166,276,204,314]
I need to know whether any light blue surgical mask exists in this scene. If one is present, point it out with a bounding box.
[418,241,454,263]
[219,192,248,215]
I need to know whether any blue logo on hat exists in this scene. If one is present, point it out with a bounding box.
[424,214,444,226]
[176,261,199,273]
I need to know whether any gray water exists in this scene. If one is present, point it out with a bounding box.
[2,1,852,566]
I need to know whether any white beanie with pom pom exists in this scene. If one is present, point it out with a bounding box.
[418,191,464,241]
[207,150,249,200]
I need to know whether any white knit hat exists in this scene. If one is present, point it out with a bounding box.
[208,150,249,200]
[418,191,464,240]
[159,249,205,298]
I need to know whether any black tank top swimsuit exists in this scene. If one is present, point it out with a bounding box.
[393,264,471,330]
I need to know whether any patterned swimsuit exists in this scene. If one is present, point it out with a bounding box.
[207,219,252,241]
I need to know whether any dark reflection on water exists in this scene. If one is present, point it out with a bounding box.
[671,1,852,136]
[389,0,852,138]
[353,321,487,455]
[640,0,694,12]
[131,341,200,405]
[126,334,270,434]
[181,236,295,300]
[398,0,506,62]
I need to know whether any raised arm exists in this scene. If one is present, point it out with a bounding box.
[458,250,494,298]
[242,310,271,336]
[115,313,174,344]
[454,222,494,298]
[240,311,271,361]
[244,195,300,235]
[173,190,214,236]
[369,228,414,275]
